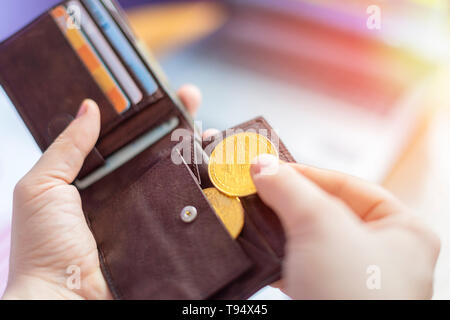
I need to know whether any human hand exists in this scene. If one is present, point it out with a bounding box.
[251,155,440,300]
[2,85,202,300]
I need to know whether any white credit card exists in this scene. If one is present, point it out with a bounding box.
[75,117,180,189]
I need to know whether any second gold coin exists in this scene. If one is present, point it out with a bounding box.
[203,188,244,239]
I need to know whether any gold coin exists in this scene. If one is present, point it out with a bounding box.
[208,132,278,197]
[203,188,244,239]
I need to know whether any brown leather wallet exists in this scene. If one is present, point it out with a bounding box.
[0,0,295,299]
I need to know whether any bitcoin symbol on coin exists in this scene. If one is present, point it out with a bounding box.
[208,132,278,197]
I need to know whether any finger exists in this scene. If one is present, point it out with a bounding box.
[290,164,407,221]
[177,84,202,116]
[251,154,357,238]
[27,99,101,186]
[202,128,220,140]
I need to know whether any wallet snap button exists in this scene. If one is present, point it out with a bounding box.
[181,206,197,223]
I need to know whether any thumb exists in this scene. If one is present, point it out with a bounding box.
[250,154,357,238]
[27,99,101,187]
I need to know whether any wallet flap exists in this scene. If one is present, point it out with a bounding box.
[88,152,252,299]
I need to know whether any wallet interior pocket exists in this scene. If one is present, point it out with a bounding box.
[0,13,121,147]
[0,9,170,161]
[86,153,252,299]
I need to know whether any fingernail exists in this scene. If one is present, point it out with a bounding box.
[251,154,279,176]
[202,128,221,140]
[76,99,93,119]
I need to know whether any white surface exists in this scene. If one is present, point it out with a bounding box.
[0,86,41,227]
[384,108,450,300]
[0,86,41,295]
[422,113,450,299]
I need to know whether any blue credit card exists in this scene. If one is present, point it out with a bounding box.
[82,0,158,96]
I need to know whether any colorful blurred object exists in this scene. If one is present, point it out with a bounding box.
[126,1,227,55]
[214,3,434,115]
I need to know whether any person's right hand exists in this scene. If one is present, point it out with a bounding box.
[251,155,440,300]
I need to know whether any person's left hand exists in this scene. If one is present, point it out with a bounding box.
[2,85,202,300]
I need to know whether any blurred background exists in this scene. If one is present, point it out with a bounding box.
[0,0,449,298]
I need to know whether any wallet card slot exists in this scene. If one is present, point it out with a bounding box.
[86,152,252,299]
[81,0,159,99]
[67,0,143,106]
[81,0,173,113]
[96,96,178,158]
[79,117,193,205]
[58,0,168,135]
[76,116,179,189]
[0,4,171,165]
[51,5,131,114]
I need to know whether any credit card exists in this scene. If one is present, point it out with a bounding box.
[75,116,180,189]
[101,0,136,41]
[67,0,143,105]
[82,0,158,96]
[51,6,130,113]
